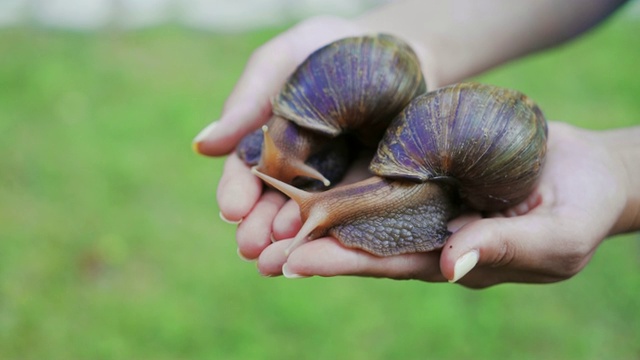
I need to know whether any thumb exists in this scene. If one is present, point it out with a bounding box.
[440,214,554,283]
[193,38,297,156]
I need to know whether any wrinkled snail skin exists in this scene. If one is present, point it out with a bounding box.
[236,34,426,188]
[253,83,548,257]
[252,170,459,256]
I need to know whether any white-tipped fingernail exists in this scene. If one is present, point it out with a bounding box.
[237,248,254,262]
[449,250,479,283]
[270,233,277,243]
[192,122,219,147]
[219,211,242,225]
[282,263,308,279]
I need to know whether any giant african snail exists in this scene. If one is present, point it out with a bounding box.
[236,34,426,188]
[234,34,547,256]
[253,83,548,256]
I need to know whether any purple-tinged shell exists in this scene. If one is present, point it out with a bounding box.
[272,34,426,147]
[236,128,264,165]
[370,83,548,211]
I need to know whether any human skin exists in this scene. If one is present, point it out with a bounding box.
[193,0,639,287]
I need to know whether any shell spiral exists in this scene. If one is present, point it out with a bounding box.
[273,34,426,147]
[370,83,548,211]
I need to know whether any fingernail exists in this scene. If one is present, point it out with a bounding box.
[192,121,219,153]
[219,211,242,225]
[282,263,308,279]
[449,250,479,283]
[237,248,254,262]
[270,233,276,243]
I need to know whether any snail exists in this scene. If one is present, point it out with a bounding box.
[236,33,426,188]
[252,83,548,256]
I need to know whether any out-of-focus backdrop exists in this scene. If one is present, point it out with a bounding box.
[1,1,639,359]
[0,0,386,31]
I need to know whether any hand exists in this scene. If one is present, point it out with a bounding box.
[193,15,638,288]
[193,16,371,237]
[252,122,633,288]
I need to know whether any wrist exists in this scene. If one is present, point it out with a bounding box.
[600,127,640,235]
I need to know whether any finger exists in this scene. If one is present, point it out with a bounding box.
[236,190,288,260]
[441,186,555,283]
[258,237,445,281]
[447,211,482,232]
[272,200,302,241]
[501,191,544,218]
[256,240,290,276]
[440,215,540,283]
[193,38,298,156]
[440,211,592,284]
[217,154,263,221]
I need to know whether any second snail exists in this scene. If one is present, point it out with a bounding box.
[236,35,548,257]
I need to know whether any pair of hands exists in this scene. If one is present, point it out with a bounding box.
[194,17,630,288]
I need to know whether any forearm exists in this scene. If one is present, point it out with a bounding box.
[601,126,640,235]
[355,0,627,88]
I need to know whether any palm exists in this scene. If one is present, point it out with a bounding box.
[254,122,625,287]
[201,19,626,286]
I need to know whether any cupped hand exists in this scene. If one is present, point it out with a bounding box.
[193,17,631,288]
[193,17,371,228]
[253,122,630,288]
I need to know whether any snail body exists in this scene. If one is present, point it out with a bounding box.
[237,34,426,187]
[253,83,548,256]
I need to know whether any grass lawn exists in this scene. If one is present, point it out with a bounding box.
[0,9,639,360]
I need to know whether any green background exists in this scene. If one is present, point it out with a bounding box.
[1,8,639,360]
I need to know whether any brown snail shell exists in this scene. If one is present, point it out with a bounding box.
[273,33,427,146]
[370,82,548,211]
[253,83,548,256]
[237,33,426,187]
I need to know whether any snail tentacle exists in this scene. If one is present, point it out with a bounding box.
[251,167,326,254]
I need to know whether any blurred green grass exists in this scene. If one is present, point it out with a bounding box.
[0,10,639,360]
